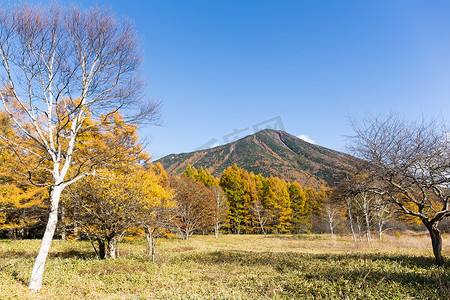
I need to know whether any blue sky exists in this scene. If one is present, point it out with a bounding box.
[36,1,450,158]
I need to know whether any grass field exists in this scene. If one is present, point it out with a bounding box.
[1,233,450,299]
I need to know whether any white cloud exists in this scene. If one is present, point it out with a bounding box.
[297,134,315,144]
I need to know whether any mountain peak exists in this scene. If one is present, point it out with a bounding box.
[156,130,358,188]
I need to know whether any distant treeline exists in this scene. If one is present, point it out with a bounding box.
[1,160,429,243]
[183,164,327,235]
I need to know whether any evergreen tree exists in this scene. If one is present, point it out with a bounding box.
[183,164,199,180]
[197,167,218,187]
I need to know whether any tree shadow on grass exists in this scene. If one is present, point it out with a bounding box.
[182,250,450,297]
[49,249,96,260]
[0,251,31,286]
[3,268,28,286]
[311,252,437,269]
[0,248,96,260]
[0,249,36,259]
[0,248,96,287]
[188,249,440,267]
[265,234,331,241]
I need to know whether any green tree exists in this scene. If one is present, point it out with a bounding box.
[183,164,199,180]
[197,167,218,187]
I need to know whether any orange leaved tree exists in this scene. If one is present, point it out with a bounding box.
[170,176,216,239]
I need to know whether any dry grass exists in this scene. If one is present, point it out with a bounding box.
[1,233,449,299]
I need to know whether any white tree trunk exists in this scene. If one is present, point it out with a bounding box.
[325,206,336,240]
[60,204,66,241]
[356,216,363,241]
[215,192,221,239]
[145,226,158,262]
[145,227,153,255]
[329,219,334,239]
[108,237,118,259]
[260,221,267,237]
[346,198,357,242]
[364,210,371,242]
[29,185,63,292]
[214,222,219,239]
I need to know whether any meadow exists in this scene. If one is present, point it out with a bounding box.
[1,233,450,299]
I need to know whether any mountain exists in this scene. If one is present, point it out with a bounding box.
[156,129,360,188]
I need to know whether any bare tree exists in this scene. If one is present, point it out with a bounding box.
[251,197,271,237]
[211,185,228,239]
[345,190,391,242]
[0,3,159,291]
[143,205,175,263]
[334,178,358,241]
[349,114,450,266]
[354,191,373,242]
[372,194,393,240]
[335,174,393,242]
[322,199,341,239]
[344,196,357,241]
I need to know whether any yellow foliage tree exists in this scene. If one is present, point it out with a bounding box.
[141,162,175,262]
[0,3,161,291]
[288,182,312,233]
[0,112,48,238]
[264,176,291,234]
[64,165,172,259]
[0,179,48,238]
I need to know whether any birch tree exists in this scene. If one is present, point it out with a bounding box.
[372,194,393,240]
[320,188,341,239]
[143,205,174,263]
[322,199,341,239]
[211,185,228,238]
[345,197,357,241]
[354,191,373,242]
[252,198,271,237]
[334,180,357,241]
[0,3,159,291]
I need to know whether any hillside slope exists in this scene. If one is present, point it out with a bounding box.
[156,129,359,188]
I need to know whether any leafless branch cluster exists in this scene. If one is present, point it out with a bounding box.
[349,114,450,221]
[349,113,450,266]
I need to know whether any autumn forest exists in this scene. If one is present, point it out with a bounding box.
[1,2,450,298]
